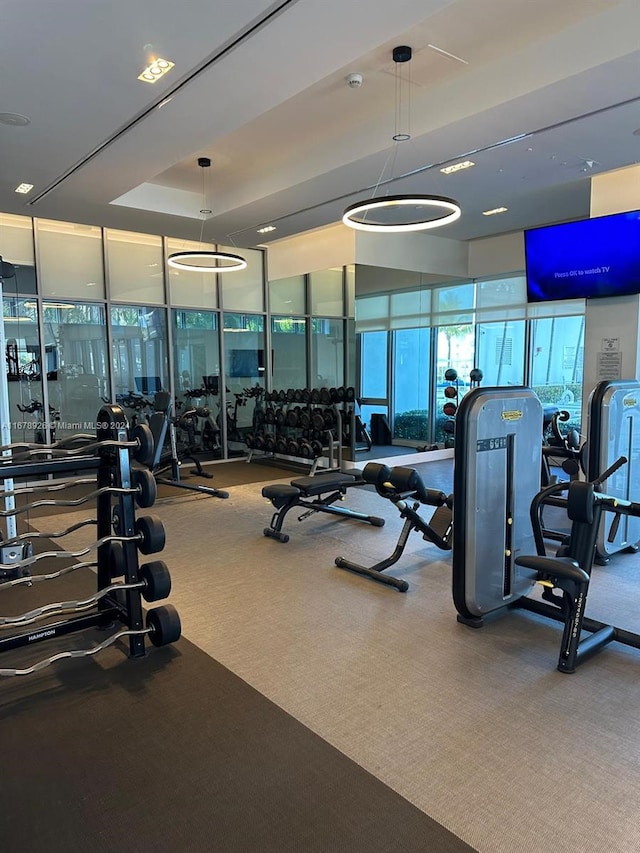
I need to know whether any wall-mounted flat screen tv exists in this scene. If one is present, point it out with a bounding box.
[228,349,259,378]
[525,209,640,302]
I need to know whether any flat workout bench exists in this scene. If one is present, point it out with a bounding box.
[262,469,385,543]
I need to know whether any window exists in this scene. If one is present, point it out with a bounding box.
[530,315,585,433]
[392,328,432,441]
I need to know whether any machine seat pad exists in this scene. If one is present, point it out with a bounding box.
[262,484,300,507]
[515,555,589,585]
[290,472,357,497]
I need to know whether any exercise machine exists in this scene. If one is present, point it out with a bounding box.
[513,462,640,672]
[585,379,640,561]
[147,392,229,499]
[261,468,384,542]
[335,462,453,592]
[452,386,543,624]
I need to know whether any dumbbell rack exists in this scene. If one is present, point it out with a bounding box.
[246,387,358,470]
[0,402,181,677]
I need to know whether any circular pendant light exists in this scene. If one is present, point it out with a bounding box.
[167,251,247,272]
[167,158,247,273]
[342,194,461,232]
[342,46,462,234]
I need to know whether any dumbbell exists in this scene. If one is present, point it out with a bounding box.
[311,408,326,431]
[298,408,311,430]
[444,386,458,399]
[322,407,336,429]
[287,438,301,457]
[443,402,457,417]
[275,436,288,454]
[285,407,300,428]
[298,439,314,459]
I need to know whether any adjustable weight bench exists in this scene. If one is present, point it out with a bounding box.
[262,468,385,543]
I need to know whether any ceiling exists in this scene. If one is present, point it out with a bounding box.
[1,0,639,254]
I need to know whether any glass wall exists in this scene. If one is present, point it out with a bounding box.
[476,320,526,387]
[271,316,306,390]
[43,302,109,437]
[223,313,265,453]
[309,269,343,316]
[36,219,105,299]
[359,330,388,432]
[357,274,586,448]
[530,315,585,433]
[311,318,343,389]
[0,211,355,459]
[3,299,44,442]
[171,308,222,455]
[111,305,168,408]
[106,229,165,304]
[392,327,432,442]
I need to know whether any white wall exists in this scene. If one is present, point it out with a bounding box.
[582,164,640,425]
[467,231,525,279]
[354,230,468,279]
[266,224,355,280]
[266,221,469,285]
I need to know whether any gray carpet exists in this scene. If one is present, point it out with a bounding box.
[0,566,474,853]
[20,454,640,853]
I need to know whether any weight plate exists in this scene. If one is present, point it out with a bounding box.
[146,604,181,647]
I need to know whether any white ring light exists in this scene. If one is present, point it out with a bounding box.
[342,194,461,233]
[167,251,247,272]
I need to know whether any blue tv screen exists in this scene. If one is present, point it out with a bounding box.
[525,209,640,302]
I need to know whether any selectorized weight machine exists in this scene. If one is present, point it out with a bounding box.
[452,381,640,673]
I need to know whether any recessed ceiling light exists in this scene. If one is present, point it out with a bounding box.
[482,206,508,216]
[15,183,34,194]
[257,225,276,234]
[440,160,475,174]
[0,113,30,126]
[138,58,175,83]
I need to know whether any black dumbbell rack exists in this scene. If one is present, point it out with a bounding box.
[0,403,181,678]
[245,387,358,471]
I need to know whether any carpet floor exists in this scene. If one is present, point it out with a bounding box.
[9,452,640,853]
[0,566,474,853]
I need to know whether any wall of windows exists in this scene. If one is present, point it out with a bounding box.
[0,213,355,460]
[356,272,586,445]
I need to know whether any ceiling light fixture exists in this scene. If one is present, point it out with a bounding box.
[14,183,34,194]
[138,57,175,83]
[440,160,475,174]
[257,225,276,234]
[343,46,461,233]
[167,158,247,273]
[25,301,75,309]
[482,206,508,216]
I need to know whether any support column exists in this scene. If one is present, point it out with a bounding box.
[581,166,640,425]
